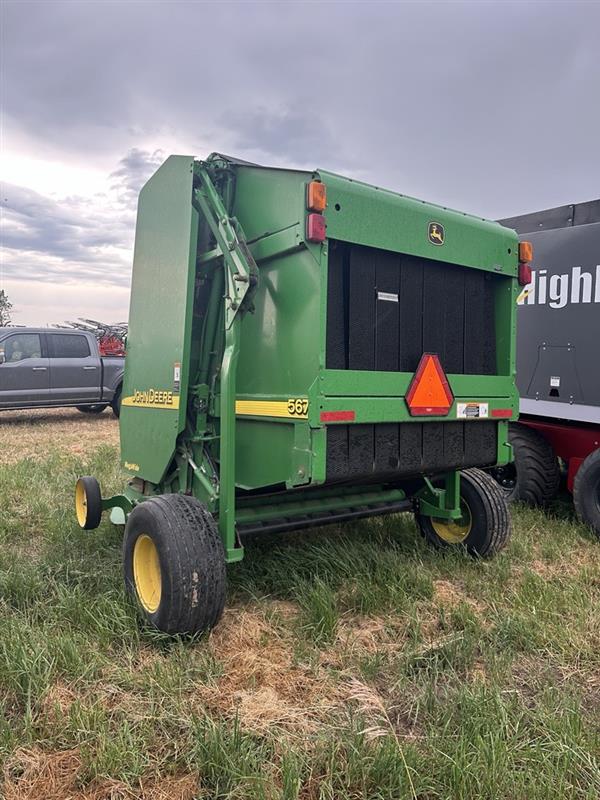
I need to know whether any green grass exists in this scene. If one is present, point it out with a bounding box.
[0,442,599,799]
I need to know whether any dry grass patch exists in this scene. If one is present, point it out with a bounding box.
[2,747,197,800]
[433,578,485,615]
[196,603,343,733]
[0,408,119,465]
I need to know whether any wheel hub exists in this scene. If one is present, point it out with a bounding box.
[75,481,88,527]
[431,500,472,544]
[133,534,162,613]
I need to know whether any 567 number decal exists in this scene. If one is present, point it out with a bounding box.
[287,398,309,417]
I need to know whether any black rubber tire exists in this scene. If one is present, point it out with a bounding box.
[123,494,226,635]
[112,385,122,419]
[573,448,600,539]
[75,476,103,530]
[416,468,512,558]
[76,404,108,414]
[492,422,560,506]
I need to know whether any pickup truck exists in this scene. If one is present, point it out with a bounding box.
[0,328,124,417]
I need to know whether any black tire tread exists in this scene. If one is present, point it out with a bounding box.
[461,468,511,556]
[123,494,226,635]
[508,423,560,506]
[77,476,102,530]
[573,448,600,539]
[416,468,511,558]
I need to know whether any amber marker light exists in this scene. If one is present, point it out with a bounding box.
[518,241,533,263]
[307,181,327,212]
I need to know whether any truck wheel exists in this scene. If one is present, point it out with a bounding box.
[76,404,108,414]
[112,386,122,419]
[416,468,511,558]
[573,449,600,539]
[491,422,560,506]
[75,476,103,530]
[123,494,226,635]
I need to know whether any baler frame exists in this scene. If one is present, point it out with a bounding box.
[99,156,499,563]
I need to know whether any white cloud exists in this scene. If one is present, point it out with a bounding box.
[0,148,167,325]
[2,276,129,327]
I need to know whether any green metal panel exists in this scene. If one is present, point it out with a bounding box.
[234,419,298,489]
[235,246,322,398]
[229,165,311,243]
[120,156,198,484]
[321,170,518,276]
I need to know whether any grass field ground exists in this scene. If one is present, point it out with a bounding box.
[0,409,598,799]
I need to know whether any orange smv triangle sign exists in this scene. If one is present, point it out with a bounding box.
[405,353,453,416]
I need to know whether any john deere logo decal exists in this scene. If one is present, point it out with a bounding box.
[428,222,445,246]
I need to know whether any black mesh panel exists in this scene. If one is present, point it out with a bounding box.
[326,240,497,375]
[326,421,498,483]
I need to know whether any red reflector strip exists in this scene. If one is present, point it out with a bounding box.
[320,410,355,423]
[409,406,455,416]
[491,408,513,418]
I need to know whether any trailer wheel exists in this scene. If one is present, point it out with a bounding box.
[123,494,226,635]
[573,449,600,539]
[416,468,511,558]
[490,422,560,506]
[75,476,103,530]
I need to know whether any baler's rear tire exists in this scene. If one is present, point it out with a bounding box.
[573,449,600,539]
[123,494,226,635]
[75,476,103,530]
[491,422,560,506]
[416,468,511,558]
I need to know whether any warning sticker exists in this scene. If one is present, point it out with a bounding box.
[377,291,399,303]
[457,402,489,419]
[173,362,181,393]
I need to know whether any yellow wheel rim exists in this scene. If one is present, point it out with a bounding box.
[133,534,162,613]
[75,480,87,528]
[431,501,472,544]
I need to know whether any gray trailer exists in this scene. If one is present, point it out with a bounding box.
[493,199,600,537]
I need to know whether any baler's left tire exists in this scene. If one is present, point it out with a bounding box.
[573,449,600,539]
[75,476,103,530]
[123,494,226,636]
[416,468,511,558]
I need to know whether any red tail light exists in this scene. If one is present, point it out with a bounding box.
[307,213,326,243]
[518,262,532,286]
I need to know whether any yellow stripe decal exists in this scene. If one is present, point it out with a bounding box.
[122,392,180,410]
[235,399,308,419]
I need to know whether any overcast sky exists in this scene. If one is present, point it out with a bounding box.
[1,0,599,326]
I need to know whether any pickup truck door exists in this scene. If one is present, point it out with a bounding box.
[47,333,102,403]
[0,332,50,406]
